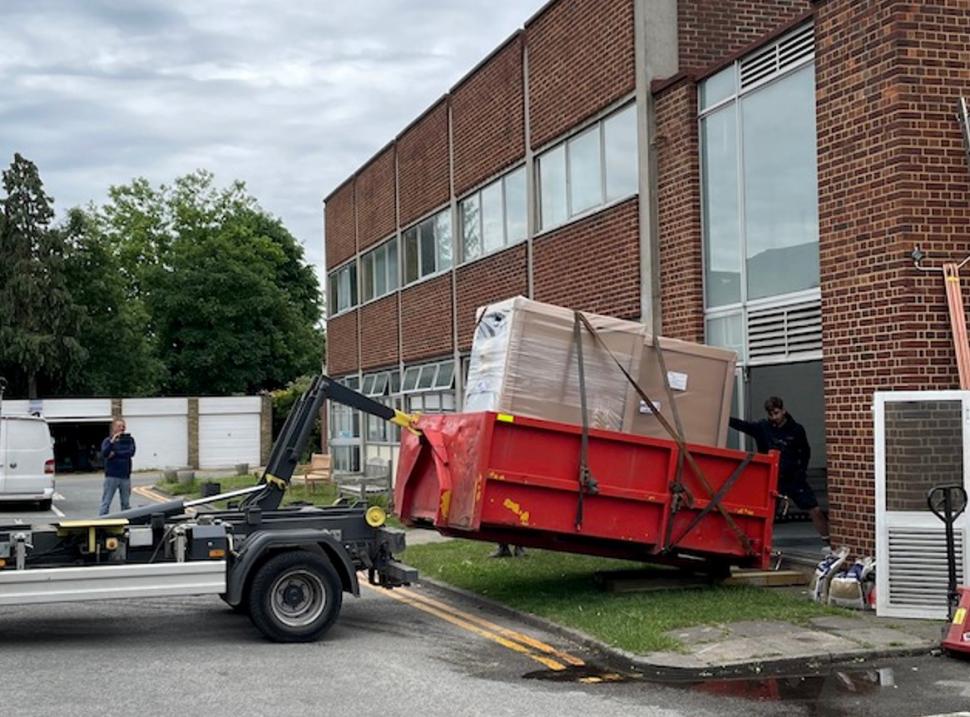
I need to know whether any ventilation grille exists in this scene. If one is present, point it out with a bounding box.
[740,23,815,90]
[887,528,964,616]
[747,299,822,363]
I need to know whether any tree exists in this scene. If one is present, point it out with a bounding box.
[0,154,84,397]
[62,207,165,396]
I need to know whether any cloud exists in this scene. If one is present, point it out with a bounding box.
[0,0,545,280]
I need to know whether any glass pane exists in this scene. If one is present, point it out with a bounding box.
[420,220,437,277]
[404,228,419,283]
[460,194,482,262]
[442,392,456,411]
[373,373,389,396]
[742,66,819,301]
[361,254,374,302]
[374,245,387,297]
[436,210,452,270]
[402,366,420,392]
[568,125,603,214]
[481,180,504,253]
[700,65,735,110]
[705,313,744,361]
[604,104,638,201]
[387,239,398,290]
[328,278,337,315]
[417,364,436,389]
[361,375,376,396]
[504,167,526,243]
[348,265,357,307]
[424,394,441,411]
[389,370,401,394]
[884,399,963,512]
[539,144,567,229]
[701,106,742,307]
[435,360,455,388]
[338,268,350,310]
[344,375,359,391]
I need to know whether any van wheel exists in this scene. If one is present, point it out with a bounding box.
[37,499,52,511]
[247,551,342,642]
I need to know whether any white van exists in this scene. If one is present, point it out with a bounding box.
[0,415,55,509]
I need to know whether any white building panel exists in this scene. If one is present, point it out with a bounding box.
[37,399,113,421]
[122,398,188,417]
[126,415,188,471]
[199,397,261,415]
[199,413,260,468]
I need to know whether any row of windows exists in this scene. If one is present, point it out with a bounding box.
[327,102,638,316]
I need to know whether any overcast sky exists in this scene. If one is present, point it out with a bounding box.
[0,0,546,286]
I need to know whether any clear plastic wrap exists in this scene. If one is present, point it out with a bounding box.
[463,297,645,430]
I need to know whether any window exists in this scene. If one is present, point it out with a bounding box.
[361,238,398,302]
[537,103,638,231]
[403,208,452,284]
[327,262,357,315]
[459,166,527,263]
[699,24,818,311]
[329,374,361,473]
[401,359,457,413]
[362,369,400,444]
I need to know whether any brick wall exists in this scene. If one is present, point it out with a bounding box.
[398,101,451,227]
[324,180,356,268]
[452,35,525,197]
[326,310,359,376]
[816,0,970,554]
[677,0,812,74]
[533,199,641,318]
[401,274,454,361]
[360,295,400,370]
[455,245,528,351]
[526,0,635,149]
[655,78,704,343]
[356,147,397,251]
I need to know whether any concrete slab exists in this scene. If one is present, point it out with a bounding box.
[686,629,857,666]
[840,627,933,649]
[405,528,453,545]
[808,615,866,631]
[664,625,729,645]
[719,620,795,638]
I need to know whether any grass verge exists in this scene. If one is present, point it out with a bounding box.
[403,539,847,654]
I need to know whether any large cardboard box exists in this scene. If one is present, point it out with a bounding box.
[463,297,645,431]
[625,337,736,447]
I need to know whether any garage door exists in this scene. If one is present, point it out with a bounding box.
[199,398,262,469]
[123,399,188,471]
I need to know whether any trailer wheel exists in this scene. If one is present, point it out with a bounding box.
[247,550,342,642]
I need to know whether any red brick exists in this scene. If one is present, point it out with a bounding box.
[455,245,528,351]
[398,101,451,227]
[360,295,400,370]
[401,274,454,361]
[533,199,641,318]
[526,0,635,149]
[324,180,355,268]
[326,310,359,375]
[357,147,396,251]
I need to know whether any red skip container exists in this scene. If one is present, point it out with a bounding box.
[394,412,780,570]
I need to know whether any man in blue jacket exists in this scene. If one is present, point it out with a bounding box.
[729,396,829,547]
[99,418,136,515]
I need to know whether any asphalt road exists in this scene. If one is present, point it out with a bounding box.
[1,475,969,717]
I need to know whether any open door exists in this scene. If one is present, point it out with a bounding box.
[875,391,970,619]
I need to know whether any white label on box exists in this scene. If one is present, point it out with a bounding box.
[667,371,688,391]
[639,400,661,415]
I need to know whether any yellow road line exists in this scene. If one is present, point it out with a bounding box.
[394,586,586,667]
[133,486,169,503]
[363,582,567,671]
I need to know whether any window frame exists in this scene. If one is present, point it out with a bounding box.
[535,102,638,234]
[327,261,358,316]
[360,237,399,305]
[458,165,528,265]
[402,208,452,286]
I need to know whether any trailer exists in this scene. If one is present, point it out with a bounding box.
[394,411,780,573]
[0,376,417,643]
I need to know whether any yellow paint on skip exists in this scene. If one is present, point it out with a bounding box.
[502,498,530,525]
[439,490,452,520]
[954,607,967,625]
[497,413,515,423]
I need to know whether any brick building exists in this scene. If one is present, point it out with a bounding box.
[322,0,970,555]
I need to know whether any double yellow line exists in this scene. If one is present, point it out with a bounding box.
[364,581,585,672]
[133,485,171,503]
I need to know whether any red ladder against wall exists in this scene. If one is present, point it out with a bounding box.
[910,98,970,389]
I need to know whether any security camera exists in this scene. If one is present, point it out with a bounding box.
[911,246,926,265]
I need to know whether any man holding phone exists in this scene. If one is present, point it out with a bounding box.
[99,418,136,515]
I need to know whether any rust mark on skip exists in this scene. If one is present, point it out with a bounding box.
[474,474,483,503]
[488,470,507,481]
[502,498,530,526]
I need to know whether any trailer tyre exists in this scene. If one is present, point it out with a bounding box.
[248,551,342,642]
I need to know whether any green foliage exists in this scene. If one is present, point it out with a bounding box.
[0,154,85,397]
